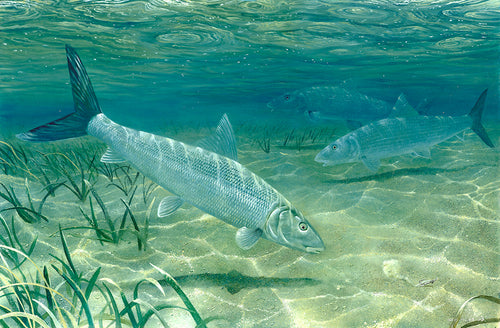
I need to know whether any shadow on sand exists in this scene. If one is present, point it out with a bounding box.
[161,270,321,295]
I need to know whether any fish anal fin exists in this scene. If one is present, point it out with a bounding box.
[235,227,262,250]
[157,196,184,217]
[361,156,380,172]
[196,114,238,161]
[101,147,126,163]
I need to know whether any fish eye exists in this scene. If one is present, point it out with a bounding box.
[331,144,337,150]
[284,95,290,101]
[298,222,308,231]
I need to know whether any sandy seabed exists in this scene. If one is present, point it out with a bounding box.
[0,122,498,328]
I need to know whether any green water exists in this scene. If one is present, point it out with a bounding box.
[0,0,499,327]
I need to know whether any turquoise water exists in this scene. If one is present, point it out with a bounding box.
[0,1,499,327]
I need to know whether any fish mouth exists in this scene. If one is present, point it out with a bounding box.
[314,154,329,165]
[305,246,325,254]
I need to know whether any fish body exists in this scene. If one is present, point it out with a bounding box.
[88,113,281,231]
[315,92,494,171]
[17,45,325,253]
[268,86,394,127]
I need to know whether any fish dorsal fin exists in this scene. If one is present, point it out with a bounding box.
[389,93,418,118]
[197,114,238,161]
[235,227,262,250]
[157,196,184,217]
[101,147,126,163]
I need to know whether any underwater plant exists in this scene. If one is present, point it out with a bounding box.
[39,150,97,202]
[280,127,335,151]
[67,187,152,250]
[141,175,158,205]
[0,224,215,328]
[449,294,500,328]
[282,128,295,147]
[76,189,116,245]
[0,141,34,178]
[257,135,271,153]
[119,197,151,251]
[0,180,50,223]
[97,162,116,182]
[0,214,37,269]
[107,165,141,197]
[256,127,272,153]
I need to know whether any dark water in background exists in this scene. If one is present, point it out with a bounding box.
[0,0,499,132]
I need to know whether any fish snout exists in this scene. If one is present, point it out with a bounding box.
[314,150,330,165]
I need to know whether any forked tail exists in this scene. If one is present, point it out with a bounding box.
[17,45,101,142]
[469,89,494,148]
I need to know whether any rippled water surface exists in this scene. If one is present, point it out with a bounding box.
[0,1,499,328]
[1,0,499,126]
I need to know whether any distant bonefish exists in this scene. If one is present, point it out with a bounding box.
[17,45,324,253]
[315,92,495,172]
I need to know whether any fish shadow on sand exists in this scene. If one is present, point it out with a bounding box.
[160,270,321,295]
[323,164,485,184]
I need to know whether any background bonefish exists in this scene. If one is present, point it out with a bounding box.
[315,91,494,172]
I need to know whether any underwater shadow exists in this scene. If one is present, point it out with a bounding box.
[323,164,486,184]
[161,270,321,295]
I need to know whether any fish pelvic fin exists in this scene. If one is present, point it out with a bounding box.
[468,89,494,148]
[236,227,262,250]
[17,45,102,142]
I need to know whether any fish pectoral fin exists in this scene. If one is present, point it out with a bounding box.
[157,196,184,217]
[196,114,238,161]
[305,110,321,122]
[101,147,127,163]
[235,227,263,250]
[361,156,380,172]
[412,148,431,158]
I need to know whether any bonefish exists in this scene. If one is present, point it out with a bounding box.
[17,45,325,253]
[315,92,494,171]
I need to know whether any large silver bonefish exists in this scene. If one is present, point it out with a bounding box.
[17,45,324,253]
[315,92,494,171]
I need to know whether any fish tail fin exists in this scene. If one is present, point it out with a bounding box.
[17,45,101,142]
[468,89,494,148]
